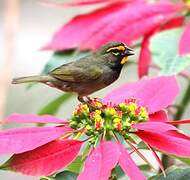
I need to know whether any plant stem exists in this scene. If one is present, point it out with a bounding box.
[161,80,190,170]
[109,168,117,180]
[160,155,175,172]
[174,80,190,121]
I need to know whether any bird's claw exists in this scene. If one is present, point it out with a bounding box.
[78,96,92,103]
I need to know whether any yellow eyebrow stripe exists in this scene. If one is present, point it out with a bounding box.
[106,45,126,52]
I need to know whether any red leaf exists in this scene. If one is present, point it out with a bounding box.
[4,113,68,124]
[146,144,165,176]
[4,140,82,176]
[66,0,125,6]
[42,0,143,7]
[138,33,153,78]
[133,122,177,133]
[160,16,184,31]
[167,119,190,125]
[103,76,179,114]
[149,110,168,122]
[0,126,71,154]
[43,3,125,51]
[179,20,190,55]
[78,141,120,180]
[136,130,190,157]
[118,143,146,180]
[43,1,183,51]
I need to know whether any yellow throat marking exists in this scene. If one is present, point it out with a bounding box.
[121,56,128,64]
[106,45,128,64]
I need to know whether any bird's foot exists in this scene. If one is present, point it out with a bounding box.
[78,96,92,103]
[78,96,90,103]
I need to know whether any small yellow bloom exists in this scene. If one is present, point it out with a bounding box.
[85,124,92,130]
[118,103,127,111]
[113,118,121,124]
[81,104,89,113]
[113,118,122,130]
[94,101,103,108]
[95,116,104,129]
[123,120,131,127]
[139,107,148,119]
[127,102,137,113]
[105,107,117,116]
[95,110,101,115]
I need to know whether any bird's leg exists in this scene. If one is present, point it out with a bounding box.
[78,96,92,103]
[86,96,92,102]
[78,96,86,103]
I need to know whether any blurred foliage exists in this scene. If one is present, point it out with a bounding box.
[150,28,190,75]
[42,50,90,74]
[67,156,84,174]
[176,156,190,165]
[38,93,73,115]
[149,166,190,180]
[40,171,77,180]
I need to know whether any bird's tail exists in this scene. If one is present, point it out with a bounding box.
[12,75,53,84]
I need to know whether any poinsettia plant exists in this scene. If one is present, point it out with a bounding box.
[42,0,190,78]
[2,0,190,179]
[1,76,190,180]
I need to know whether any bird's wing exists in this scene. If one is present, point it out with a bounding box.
[49,63,103,83]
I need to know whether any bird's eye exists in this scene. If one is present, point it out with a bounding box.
[111,49,121,56]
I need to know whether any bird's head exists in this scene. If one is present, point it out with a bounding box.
[96,42,134,65]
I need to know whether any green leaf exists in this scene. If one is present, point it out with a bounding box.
[81,144,91,160]
[139,164,151,171]
[38,93,74,115]
[175,156,190,165]
[40,171,77,180]
[67,156,84,174]
[42,50,91,75]
[150,28,190,75]
[137,141,148,149]
[115,166,125,178]
[40,177,54,180]
[55,171,77,180]
[149,166,190,180]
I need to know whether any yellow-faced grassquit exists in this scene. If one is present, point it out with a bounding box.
[12,42,134,102]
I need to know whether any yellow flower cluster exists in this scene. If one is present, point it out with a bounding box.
[69,98,149,141]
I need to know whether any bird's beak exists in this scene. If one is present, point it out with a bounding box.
[124,47,135,56]
[120,48,134,64]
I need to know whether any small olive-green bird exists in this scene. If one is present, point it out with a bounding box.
[12,42,134,102]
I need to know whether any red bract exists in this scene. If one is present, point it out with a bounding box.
[0,116,83,176]
[78,141,121,180]
[4,113,69,124]
[0,126,71,154]
[65,0,127,6]
[7,140,83,176]
[1,76,190,179]
[78,141,146,180]
[43,0,143,8]
[104,76,190,158]
[138,31,153,78]
[43,1,183,51]
[103,76,179,113]
[118,143,146,180]
[179,20,190,55]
